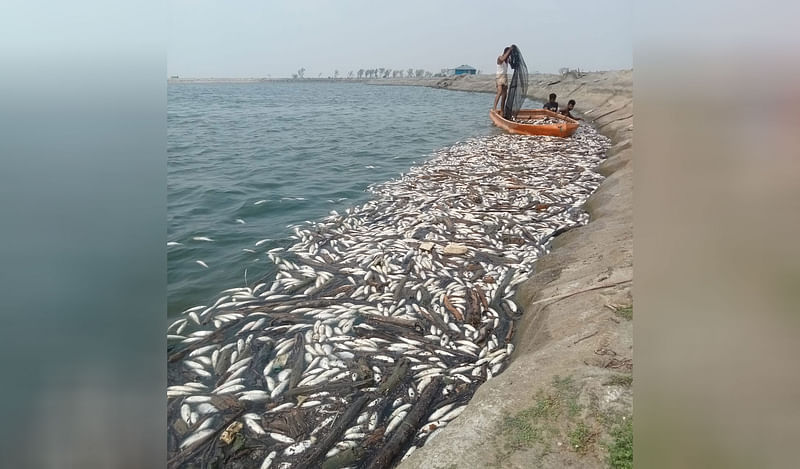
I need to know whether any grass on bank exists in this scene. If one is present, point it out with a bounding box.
[569,421,594,453]
[615,305,633,320]
[604,373,633,387]
[606,417,633,469]
[492,375,632,468]
[493,376,586,462]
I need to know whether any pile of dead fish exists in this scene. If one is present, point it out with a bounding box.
[167,124,609,468]
[515,116,565,125]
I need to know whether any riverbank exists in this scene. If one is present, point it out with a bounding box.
[166,81,619,468]
[383,70,634,468]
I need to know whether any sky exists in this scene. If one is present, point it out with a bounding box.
[168,0,632,78]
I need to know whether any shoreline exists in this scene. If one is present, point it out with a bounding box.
[168,77,371,84]
[166,71,633,468]
[393,70,633,468]
[167,126,613,467]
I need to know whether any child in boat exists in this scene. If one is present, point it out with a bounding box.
[559,99,584,120]
[543,93,558,111]
[493,46,514,112]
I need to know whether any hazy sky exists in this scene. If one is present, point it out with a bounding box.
[168,0,632,78]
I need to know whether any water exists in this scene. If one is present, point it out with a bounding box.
[168,82,513,316]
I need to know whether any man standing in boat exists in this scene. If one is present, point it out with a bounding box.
[493,45,514,113]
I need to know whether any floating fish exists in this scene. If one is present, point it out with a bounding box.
[167,126,610,468]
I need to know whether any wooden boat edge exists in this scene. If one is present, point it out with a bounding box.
[489,109,579,137]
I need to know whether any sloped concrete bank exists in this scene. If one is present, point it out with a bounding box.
[372,71,633,468]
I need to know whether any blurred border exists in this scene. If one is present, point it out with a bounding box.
[2,0,799,467]
[636,1,800,467]
[0,1,166,467]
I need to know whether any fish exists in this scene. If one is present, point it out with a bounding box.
[427,403,455,422]
[322,447,365,469]
[283,438,315,456]
[260,450,277,469]
[270,380,288,399]
[238,390,270,402]
[269,432,295,444]
[168,126,611,468]
[196,260,209,268]
[179,429,215,449]
[244,417,267,435]
[192,236,214,242]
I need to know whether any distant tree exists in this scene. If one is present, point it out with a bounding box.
[348,70,354,79]
[292,74,298,79]
[424,71,432,78]
[334,70,339,79]
[415,69,424,78]
[408,68,414,78]
[297,67,305,79]
[378,68,385,78]
[383,68,391,78]
[357,69,364,79]
[318,73,322,78]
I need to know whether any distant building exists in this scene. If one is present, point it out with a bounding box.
[453,65,477,75]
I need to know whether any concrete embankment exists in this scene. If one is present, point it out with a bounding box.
[372,71,633,468]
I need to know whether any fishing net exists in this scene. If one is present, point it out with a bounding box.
[503,45,528,120]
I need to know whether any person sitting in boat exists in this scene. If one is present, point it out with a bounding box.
[493,46,514,112]
[559,99,584,121]
[543,93,558,111]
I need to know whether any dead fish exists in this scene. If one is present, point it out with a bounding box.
[283,438,315,456]
[322,447,365,469]
[179,428,215,449]
[260,450,277,469]
[269,432,295,444]
[168,126,610,469]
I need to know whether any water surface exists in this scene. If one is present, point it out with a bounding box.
[168,82,520,315]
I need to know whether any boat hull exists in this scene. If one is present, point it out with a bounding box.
[490,109,579,137]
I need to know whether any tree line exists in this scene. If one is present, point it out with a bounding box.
[292,68,436,80]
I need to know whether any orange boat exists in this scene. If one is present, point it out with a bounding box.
[489,108,579,137]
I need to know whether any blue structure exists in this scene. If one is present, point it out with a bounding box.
[453,65,477,75]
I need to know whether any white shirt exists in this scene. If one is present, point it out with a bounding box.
[496,61,508,76]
